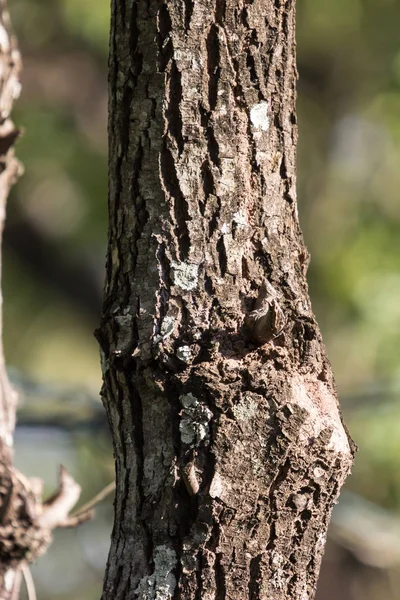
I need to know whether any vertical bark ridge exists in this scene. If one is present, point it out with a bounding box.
[100,0,355,598]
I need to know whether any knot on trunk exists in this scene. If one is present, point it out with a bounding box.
[244,281,286,344]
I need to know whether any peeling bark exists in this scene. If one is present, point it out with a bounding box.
[100,0,355,598]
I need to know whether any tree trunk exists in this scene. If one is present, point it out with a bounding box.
[99,0,355,598]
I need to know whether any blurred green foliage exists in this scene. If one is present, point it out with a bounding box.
[297,0,400,391]
[5,0,108,387]
[297,0,400,513]
[3,0,400,597]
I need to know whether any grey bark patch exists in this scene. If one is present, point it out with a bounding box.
[154,316,176,344]
[134,545,177,600]
[171,261,199,290]
[176,345,193,363]
[250,101,270,131]
[179,393,213,446]
[160,316,175,338]
[232,210,247,228]
[232,395,258,421]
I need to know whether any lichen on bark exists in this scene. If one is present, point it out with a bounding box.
[99,0,355,598]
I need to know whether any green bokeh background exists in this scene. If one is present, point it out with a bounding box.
[4,0,400,598]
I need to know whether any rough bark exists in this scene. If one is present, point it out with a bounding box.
[99,0,355,598]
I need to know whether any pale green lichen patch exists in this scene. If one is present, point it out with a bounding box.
[250,101,270,131]
[171,261,199,291]
[134,545,177,600]
[232,395,258,421]
[176,345,193,363]
[160,316,175,338]
[209,471,223,499]
[154,316,176,344]
[233,210,247,227]
[179,393,213,446]
[181,545,198,574]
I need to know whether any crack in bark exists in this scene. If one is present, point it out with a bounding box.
[184,0,195,30]
[160,143,191,260]
[215,0,226,25]
[208,198,221,237]
[214,552,226,600]
[248,554,262,600]
[206,24,220,112]
[193,550,203,600]
[129,1,142,80]
[167,60,185,155]
[157,2,173,71]
[132,140,147,270]
[216,235,227,277]
[201,159,216,198]
[200,105,221,169]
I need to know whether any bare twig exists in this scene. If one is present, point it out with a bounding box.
[21,566,36,600]
[57,479,115,529]
[9,571,21,600]
[38,465,82,529]
[72,480,116,518]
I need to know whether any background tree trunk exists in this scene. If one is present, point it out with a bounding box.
[99,0,355,598]
[0,4,88,596]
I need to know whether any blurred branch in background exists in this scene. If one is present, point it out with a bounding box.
[2,46,107,321]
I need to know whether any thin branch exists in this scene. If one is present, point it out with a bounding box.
[72,480,116,517]
[21,566,36,600]
[9,571,21,600]
[38,465,81,528]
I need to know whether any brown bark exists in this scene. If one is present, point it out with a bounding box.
[99,0,355,598]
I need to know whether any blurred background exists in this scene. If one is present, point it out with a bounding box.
[3,0,400,598]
